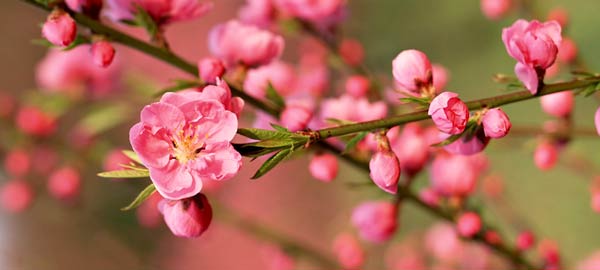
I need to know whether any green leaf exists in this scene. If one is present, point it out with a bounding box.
[121,184,156,211]
[122,150,143,165]
[76,104,129,136]
[133,5,158,37]
[251,148,293,179]
[270,123,289,132]
[580,84,597,97]
[344,131,368,153]
[153,79,203,97]
[97,169,150,178]
[237,128,290,140]
[265,82,286,109]
[233,143,281,157]
[31,38,54,48]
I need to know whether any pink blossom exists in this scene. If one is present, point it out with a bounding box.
[198,57,225,84]
[432,64,449,92]
[534,141,558,171]
[516,230,535,251]
[238,0,276,28]
[333,233,364,269]
[369,150,401,194]
[595,107,600,136]
[547,8,569,28]
[430,153,480,197]
[345,75,370,97]
[4,149,31,177]
[484,230,502,245]
[456,212,482,237]
[103,149,133,172]
[42,10,77,47]
[428,92,469,135]
[577,250,600,270]
[390,123,429,176]
[243,61,296,99]
[558,37,578,63]
[280,105,312,131]
[0,180,34,213]
[592,190,600,213]
[159,193,212,238]
[339,39,365,67]
[392,49,433,94]
[105,0,213,26]
[482,108,512,138]
[129,91,242,200]
[321,94,387,123]
[15,106,57,137]
[502,19,562,94]
[351,201,397,243]
[47,166,81,201]
[209,20,284,67]
[36,46,121,97]
[91,40,116,68]
[540,91,574,117]
[274,0,346,24]
[419,187,441,207]
[200,79,245,117]
[425,223,463,263]
[309,153,338,182]
[538,239,561,265]
[481,0,512,20]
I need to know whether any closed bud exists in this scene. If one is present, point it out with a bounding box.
[91,40,115,68]
[42,10,77,47]
[591,190,600,213]
[339,39,365,67]
[534,141,559,171]
[47,166,81,201]
[369,150,400,194]
[392,49,433,94]
[280,105,312,132]
[351,201,397,243]
[516,230,536,251]
[482,108,512,138]
[0,180,34,213]
[456,212,482,237]
[481,0,512,20]
[540,91,574,117]
[345,75,370,97]
[159,193,213,238]
[198,57,225,84]
[428,92,469,135]
[15,106,57,137]
[4,149,31,177]
[547,8,569,28]
[309,153,338,182]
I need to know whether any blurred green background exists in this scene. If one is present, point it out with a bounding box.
[1,0,600,269]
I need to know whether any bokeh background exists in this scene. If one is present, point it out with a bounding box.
[1,0,600,269]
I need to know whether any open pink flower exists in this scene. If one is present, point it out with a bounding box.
[430,153,481,197]
[392,49,433,94]
[129,91,242,200]
[428,92,469,135]
[105,0,213,26]
[502,19,562,94]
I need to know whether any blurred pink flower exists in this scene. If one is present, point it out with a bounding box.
[430,153,480,197]
[339,38,365,67]
[105,0,213,26]
[159,193,212,238]
[279,105,312,131]
[333,233,364,269]
[15,106,57,137]
[4,149,31,177]
[534,141,558,171]
[238,0,276,28]
[308,153,338,182]
[480,0,512,20]
[344,75,370,98]
[540,91,574,117]
[456,212,481,237]
[320,94,387,123]
[243,61,296,99]
[432,64,450,92]
[482,108,512,138]
[47,166,81,201]
[198,57,225,84]
[351,201,397,243]
[0,180,34,213]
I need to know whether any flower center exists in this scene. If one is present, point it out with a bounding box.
[171,129,207,164]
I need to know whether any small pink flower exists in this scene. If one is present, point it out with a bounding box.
[42,10,77,47]
[516,230,536,251]
[480,0,512,20]
[558,37,578,64]
[47,166,81,201]
[333,233,365,269]
[345,75,370,98]
[103,149,132,172]
[91,40,116,68]
[432,64,449,92]
[198,57,225,84]
[540,91,574,117]
[15,106,57,137]
[534,141,558,171]
[105,0,213,26]
[321,94,387,123]
[274,0,346,25]
[351,201,397,243]
[482,108,512,138]
[243,61,296,99]
[369,150,401,194]
[129,91,242,200]
[0,180,34,213]
[595,107,600,136]
[419,187,441,207]
[502,19,562,94]
[239,0,276,28]
[547,8,569,28]
[339,39,365,67]
[309,153,338,182]
[425,223,463,263]
[209,20,284,67]
[66,0,103,17]
[159,193,212,238]
[430,153,480,197]
[392,49,433,94]
[428,92,469,135]
[4,149,31,177]
[280,105,312,132]
[456,212,482,237]
[136,192,163,228]
[391,123,429,176]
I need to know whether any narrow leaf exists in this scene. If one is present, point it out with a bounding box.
[122,150,143,165]
[237,128,290,140]
[251,148,293,179]
[344,131,369,153]
[270,123,289,132]
[581,84,597,97]
[97,169,150,178]
[265,82,285,109]
[134,5,158,37]
[399,97,431,105]
[121,184,156,211]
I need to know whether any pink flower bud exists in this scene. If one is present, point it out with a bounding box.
[419,187,440,207]
[42,10,77,47]
[484,230,502,245]
[595,107,600,136]
[198,57,225,84]
[209,20,284,67]
[15,106,57,137]
[369,150,401,194]
[516,230,536,251]
[309,153,338,182]
[443,130,490,155]
[430,154,479,197]
[456,212,482,237]
[47,166,81,201]
[391,123,429,176]
[428,92,469,135]
[425,223,463,263]
[538,239,561,265]
[502,20,562,94]
[136,192,163,228]
[385,244,426,270]
[345,75,370,97]
[243,61,296,99]
[480,0,512,20]
[558,37,578,63]
[0,180,34,213]
[540,91,574,117]
[333,233,365,269]
[351,201,397,243]
[482,108,512,138]
[159,193,213,238]
[280,105,312,132]
[534,141,558,171]
[4,149,31,177]
[66,0,103,17]
[238,0,276,28]
[547,8,569,28]
[591,190,600,213]
[91,40,115,68]
[432,64,449,92]
[339,38,365,67]
[103,149,132,172]
[392,49,433,93]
